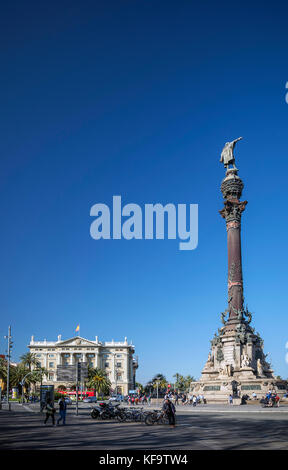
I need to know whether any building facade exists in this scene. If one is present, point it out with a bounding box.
[28,335,138,395]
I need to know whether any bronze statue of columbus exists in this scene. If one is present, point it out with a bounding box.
[220,137,242,170]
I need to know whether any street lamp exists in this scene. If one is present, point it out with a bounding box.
[113,353,118,395]
[4,326,12,411]
[155,379,160,406]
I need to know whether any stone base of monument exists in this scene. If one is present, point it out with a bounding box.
[232,398,241,405]
[190,378,288,403]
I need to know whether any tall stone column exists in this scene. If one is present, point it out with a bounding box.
[219,169,247,325]
[94,352,98,368]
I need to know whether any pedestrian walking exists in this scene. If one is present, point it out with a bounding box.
[44,399,56,425]
[174,393,179,406]
[229,394,233,405]
[57,396,67,426]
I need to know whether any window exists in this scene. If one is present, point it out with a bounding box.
[116,354,122,358]
[48,374,54,380]
[105,362,109,368]
[116,362,122,368]
[36,362,41,368]
[49,362,54,368]
[48,354,54,357]
[36,354,42,357]
[116,373,122,380]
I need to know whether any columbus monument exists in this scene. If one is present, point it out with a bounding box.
[191,138,287,401]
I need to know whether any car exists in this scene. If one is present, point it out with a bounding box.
[83,396,98,403]
[109,394,124,402]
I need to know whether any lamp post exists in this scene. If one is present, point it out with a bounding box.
[4,326,12,411]
[113,353,118,395]
[155,379,160,406]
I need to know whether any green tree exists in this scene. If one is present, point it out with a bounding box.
[87,367,111,397]
[19,352,38,372]
[27,367,48,387]
[149,374,168,394]
[173,373,185,391]
[173,373,196,392]
[183,375,195,391]
[9,364,28,394]
[10,363,48,395]
[135,382,144,393]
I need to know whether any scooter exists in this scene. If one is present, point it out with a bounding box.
[91,402,125,421]
[90,403,103,419]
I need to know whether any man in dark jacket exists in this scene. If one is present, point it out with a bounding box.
[162,399,176,427]
[57,396,67,426]
[44,398,56,425]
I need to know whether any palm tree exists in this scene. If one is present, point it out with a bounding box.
[150,373,168,395]
[152,373,166,382]
[135,382,144,393]
[173,373,196,392]
[20,352,38,372]
[87,367,111,398]
[27,367,48,389]
[182,375,195,392]
[10,364,28,395]
[173,373,185,391]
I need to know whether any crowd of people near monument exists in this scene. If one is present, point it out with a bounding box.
[126,391,206,406]
[260,391,280,407]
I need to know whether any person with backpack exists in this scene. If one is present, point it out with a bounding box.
[44,398,56,426]
[57,396,67,426]
[162,398,176,427]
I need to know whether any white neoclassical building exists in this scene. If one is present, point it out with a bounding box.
[28,334,138,395]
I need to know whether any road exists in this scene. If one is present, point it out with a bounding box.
[1,402,288,450]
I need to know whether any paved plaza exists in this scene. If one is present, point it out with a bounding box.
[1,403,288,450]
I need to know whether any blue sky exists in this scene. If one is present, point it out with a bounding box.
[0,1,288,384]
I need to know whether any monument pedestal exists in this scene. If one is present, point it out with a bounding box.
[232,398,241,406]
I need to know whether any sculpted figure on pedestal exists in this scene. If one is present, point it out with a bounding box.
[220,137,242,170]
[203,352,214,370]
[241,354,251,368]
[257,358,264,376]
[224,364,233,377]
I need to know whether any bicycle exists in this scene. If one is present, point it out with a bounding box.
[145,410,169,426]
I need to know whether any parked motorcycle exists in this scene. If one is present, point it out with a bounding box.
[91,402,126,421]
[90,404,102,419]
